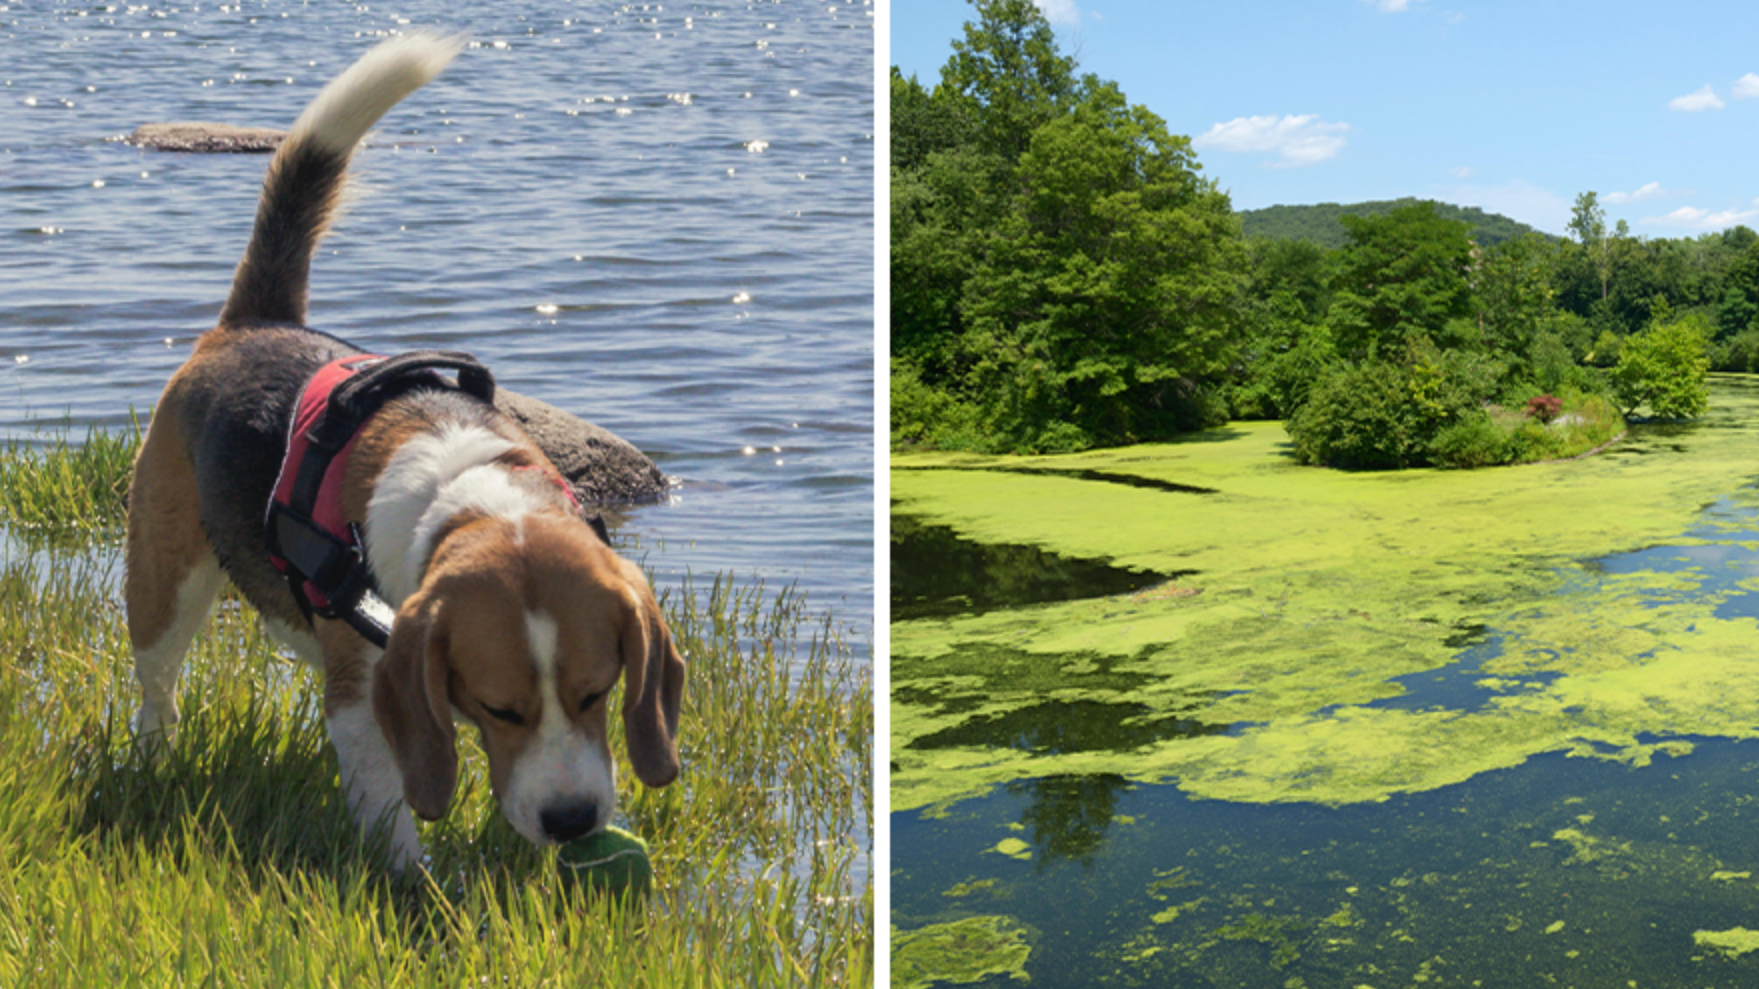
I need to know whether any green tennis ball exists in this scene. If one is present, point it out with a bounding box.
[557,826,653,898]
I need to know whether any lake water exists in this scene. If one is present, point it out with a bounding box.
[892,387,1759,987]
[0,0,874,644]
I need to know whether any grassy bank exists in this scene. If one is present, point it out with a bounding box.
[891,374,1759,813]
[0,431,871,987]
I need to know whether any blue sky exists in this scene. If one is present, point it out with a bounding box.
[890,1,1759,237]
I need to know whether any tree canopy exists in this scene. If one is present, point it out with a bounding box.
[895,2,1726,465]
[892,0,1243,452]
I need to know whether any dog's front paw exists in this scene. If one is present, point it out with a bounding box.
[384,814,424,872]
[131,699,180,759]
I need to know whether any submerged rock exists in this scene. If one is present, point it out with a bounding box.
[127,122,285,153]
[494,389,668,507]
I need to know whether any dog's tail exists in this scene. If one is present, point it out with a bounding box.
[218,33,463,330]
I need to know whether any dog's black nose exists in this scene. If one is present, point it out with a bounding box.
[540,801,600,842]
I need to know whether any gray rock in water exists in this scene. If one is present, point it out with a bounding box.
[128,122,285,153]
[495,389,669,507]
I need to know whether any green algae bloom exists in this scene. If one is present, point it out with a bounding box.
[892,916,1033,989]
[991,838,1032,861]
[1215,913,1303,968]
[894,378,1759,987]
[943,878,999,898]
[893,377,1759,811]
[1695,927,1759,959]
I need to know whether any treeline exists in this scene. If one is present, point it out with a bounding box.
[1240,199,1548,250]
[893,1,1737,467]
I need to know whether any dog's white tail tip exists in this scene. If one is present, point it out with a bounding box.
[290,31,466,156]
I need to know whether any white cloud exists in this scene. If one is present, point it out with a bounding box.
[1604,182,1668,204]
[1669,85,1724,112]
[1735,73,1759,99]
[1450,166,1473,179]
[1193,114,1350,168]
[1033,0,1080,25]
[1361,0,1412,10]
[1641,202,1759,230]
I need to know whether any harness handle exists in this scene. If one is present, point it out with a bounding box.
[308,350,496,452]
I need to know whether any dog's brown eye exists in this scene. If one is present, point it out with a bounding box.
[481,703,526,726]
[577,689,608,714]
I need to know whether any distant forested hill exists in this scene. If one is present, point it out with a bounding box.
[1240,198,1556,249]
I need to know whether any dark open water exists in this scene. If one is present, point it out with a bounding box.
[0,0,874,646]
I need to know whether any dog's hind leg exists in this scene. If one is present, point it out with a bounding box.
[124,402,223,752]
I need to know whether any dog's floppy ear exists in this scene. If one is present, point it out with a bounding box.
[373,592,457,820]
[620,586,686,788]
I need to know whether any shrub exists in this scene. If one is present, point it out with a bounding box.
[1610,312,1711,419]
[890,358,987,450]
[1524,394,1563,423]
[1263,327,1344,418]
[1713,326,1759,372]
[1505,420,1563,462]
[1587,329,1623,367]
[1286,363,1433,469]
[1028,419,1095,454]
[1429,413,1511,469]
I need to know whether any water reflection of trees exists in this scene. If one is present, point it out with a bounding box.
[1008,774,1131,867]
[909,699,1226,754]
[892,514,1179,620]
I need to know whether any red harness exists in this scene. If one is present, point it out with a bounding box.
[263,349,601,647]
[264,350,499,646]
[267,354,380,612]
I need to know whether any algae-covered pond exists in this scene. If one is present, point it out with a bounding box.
[891,376,1759,987]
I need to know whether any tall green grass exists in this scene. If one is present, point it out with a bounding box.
[0,433,872,987]
[0,419,138,534]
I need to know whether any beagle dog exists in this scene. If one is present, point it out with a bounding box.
[124,34,685,868]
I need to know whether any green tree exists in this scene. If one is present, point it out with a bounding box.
[1246,237,1331,321]
[938,0,1079,164]
[1327,201,1476,361]
[890,67,1007,384]
[891,138,1001,371]
[1569,191,1610,302]
[890,68,974,172]
[961,81,1246,449]
[1474,234,1558,366]
[1718,286,1757,339]
[1610,307,1711,419]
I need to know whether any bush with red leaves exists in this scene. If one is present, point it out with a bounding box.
[1524,394,1563,424]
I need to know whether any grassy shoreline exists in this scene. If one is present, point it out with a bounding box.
[0,429,871,987]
